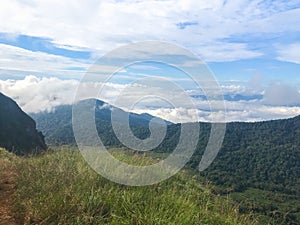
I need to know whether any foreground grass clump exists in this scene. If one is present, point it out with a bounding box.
[13,147,256,225]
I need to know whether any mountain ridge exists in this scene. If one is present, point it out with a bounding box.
[31,98,172,146]
[0,92,46,155]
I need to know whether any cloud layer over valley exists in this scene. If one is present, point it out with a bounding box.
[1,75,299,123]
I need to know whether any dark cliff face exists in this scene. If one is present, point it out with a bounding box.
[0,92,47,155]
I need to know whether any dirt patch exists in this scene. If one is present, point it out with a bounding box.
[0,159,17,225]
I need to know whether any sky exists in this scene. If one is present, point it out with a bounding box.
[0,0,300,123]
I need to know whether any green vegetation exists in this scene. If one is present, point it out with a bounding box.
[193,118,300,225]
[31,102,300,224]
[0,93,46,155]
[1,147,257,225]
[230,188,300,225]
[31,99,170,146]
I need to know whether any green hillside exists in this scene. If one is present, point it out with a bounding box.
[0,147,255,225]
[0,93,46,155]
[192,117,300,225]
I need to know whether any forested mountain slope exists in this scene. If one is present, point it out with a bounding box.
[31,99,171,145]
[32,104,300,224]
[0,93,46,155]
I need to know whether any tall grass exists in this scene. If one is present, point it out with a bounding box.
[10,147,257,225]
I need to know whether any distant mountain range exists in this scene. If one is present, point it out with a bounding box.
[31,99,172,146]
[0,93,46,155]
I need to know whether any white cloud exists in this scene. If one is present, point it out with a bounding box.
[247,73,264,91]
[0,44,90,78]
[1,75,300,123]
[132,107,201,123]
[263,82,300,106]
[2,0,299,62]
[0,75,129,113]
[220,84,247,95]
[277,43,300,64]
[193,42,263,62]
[132,104,300,123]
[0,75,79,112]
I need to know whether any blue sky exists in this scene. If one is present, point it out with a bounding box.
[1,32,299,86]
[0,0,300,122]
[0,34,91,59]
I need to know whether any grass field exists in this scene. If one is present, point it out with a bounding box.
[1,147,257,225]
